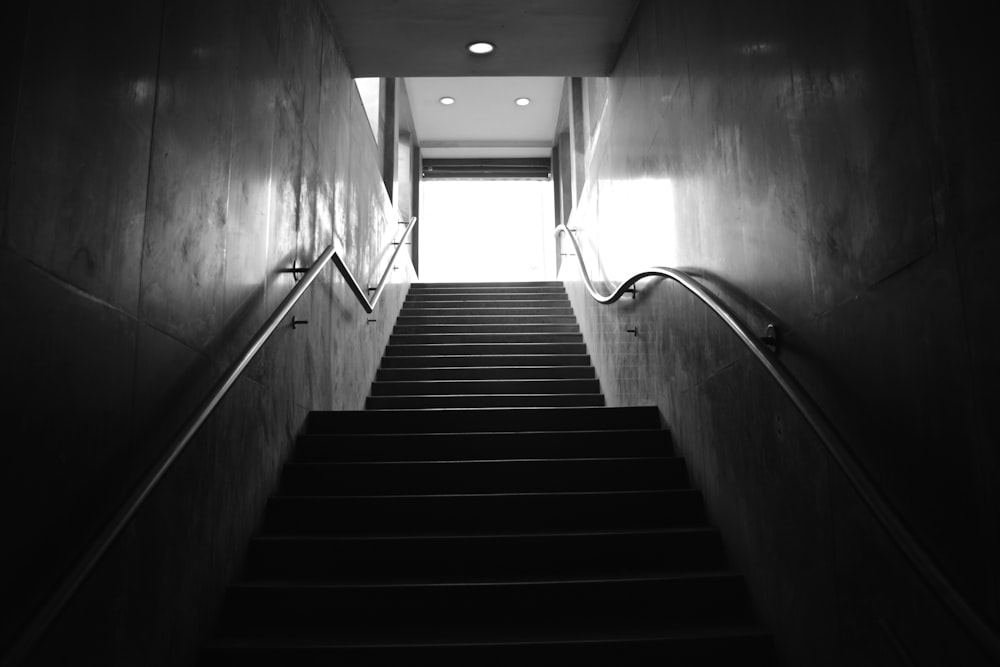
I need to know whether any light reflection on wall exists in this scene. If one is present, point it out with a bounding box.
[420,179,555,282]
[574,175,677,284]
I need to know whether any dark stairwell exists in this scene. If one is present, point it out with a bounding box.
[5,1,999,664]
[201,281,776,664]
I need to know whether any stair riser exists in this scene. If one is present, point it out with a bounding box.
[278,458,688,495]
[263,491,706,535]
[219,576,753,633]
[384,343,588,356]
[408,285,566,292]
[389,333,584,345]
[400,307,575,316]
[244,530,726,580]
[401,300,570,309]
[204,281,773,663]
[202,636,777,667]
[380,354,592,368]
[396,316,579,326]
[371,379,600,396]
[406,292,567,301]
[375,366,596,381]
[393,324,581,334]
[293,430,672,462]
[410,281,563,288]
[365,394,605,409]
[306,406,661,434]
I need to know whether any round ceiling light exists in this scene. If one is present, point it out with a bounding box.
[439,96,455,105]
[466,41,496,55]
[515,97,531,106]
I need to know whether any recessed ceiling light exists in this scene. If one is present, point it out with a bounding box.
[439,96,455,105]
[466,41,495,55]
[515,97,531,106]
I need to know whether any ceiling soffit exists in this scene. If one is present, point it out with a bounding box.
[321,0,639,77]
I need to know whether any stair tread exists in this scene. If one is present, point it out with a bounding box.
[297,427,664,442]
[380,365,594,370]
[366,395,606,409]
[410,281,563,286]
[251,526,718,542]
[230,571,743,591]
[271,488,692,500]
[390,335,576,339]
[375,367,597,380]
[406,294,569,298]
[368,392,604,398]
[203,282,772,660]
[373,378,597,384]
[207,624,771,647]
[293,428,670,462]
[300,426,661,436]
[380,354,592,367]
[284,456,674,466]
[385,343,586,350]
[372,380,602,395]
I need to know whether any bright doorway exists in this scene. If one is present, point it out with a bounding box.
[418,179,555,282]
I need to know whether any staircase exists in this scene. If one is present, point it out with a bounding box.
[202,281,776,665]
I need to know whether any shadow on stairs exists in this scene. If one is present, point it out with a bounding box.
[201,281,777,665]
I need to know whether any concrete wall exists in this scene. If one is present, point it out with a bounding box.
[0,0,413,664]
[560,1,999,664]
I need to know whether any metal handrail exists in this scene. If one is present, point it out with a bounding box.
[2,217,417,667]
[335,216,417,313]
[556,223,1000,663]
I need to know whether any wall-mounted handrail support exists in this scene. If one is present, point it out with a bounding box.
[1,217,417,667]
[337,216,417,315]
[555,222,1000,663]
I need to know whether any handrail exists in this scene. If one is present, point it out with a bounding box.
[2,217,417,667]
[334,216,417,313]
[556,223,1000,663]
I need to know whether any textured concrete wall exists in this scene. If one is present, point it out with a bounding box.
[0,1,413,664]
[561,1,998,664]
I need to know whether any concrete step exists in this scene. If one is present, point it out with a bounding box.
[399,307,575,317]
[409,281,563,288]
[375,365,596,381]
[383,342,588,356]
[392,323,581,334]
[396,314,579,325]
[379,354,592,368]
[243,528,726,581]
[306,406,661,434]
[293,428,671,463]
[278,457,688,495]
[408,285,566,294]
[263,489,706,536]
[389,332,584,345]
[382,354,590,369]
[202,628,777,666]
[406,292,569,302]
[371,378,600,396]
[217,573,755,635]
[400,299,570,309]
[365,393,605,410]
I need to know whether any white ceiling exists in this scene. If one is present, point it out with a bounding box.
[324,1,639,160]
[405,77,564,158]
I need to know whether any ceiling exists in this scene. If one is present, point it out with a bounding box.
[325,0,639,160]
[406,77,564,158]
[322,0,639,77]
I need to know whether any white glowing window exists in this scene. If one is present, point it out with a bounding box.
[354,78,381,145]
[419,180,555,282]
